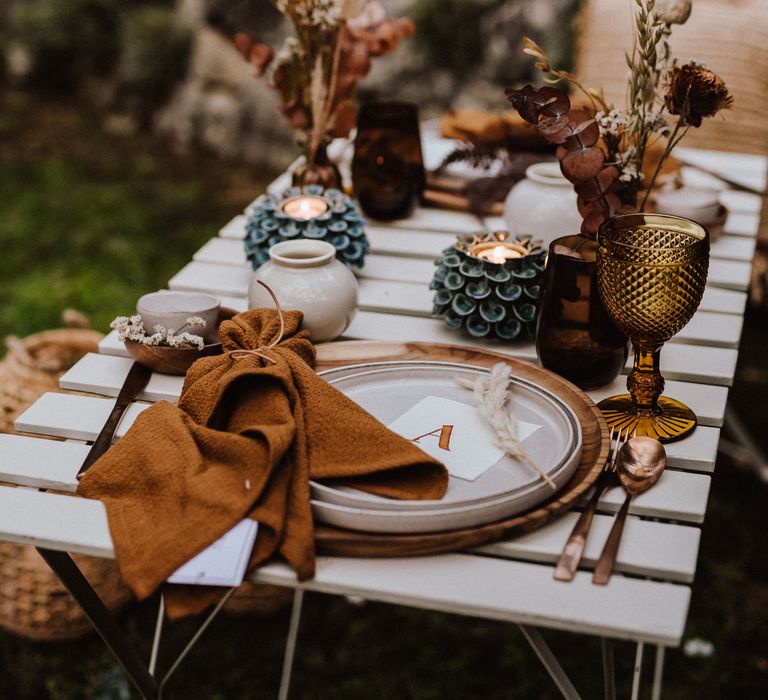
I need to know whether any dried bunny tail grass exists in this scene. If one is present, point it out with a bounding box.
[456,363,556,490]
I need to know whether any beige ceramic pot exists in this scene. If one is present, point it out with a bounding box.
[503,162,582,247]
[249,239,358,342]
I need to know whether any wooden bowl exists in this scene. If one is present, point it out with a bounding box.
[124,307,237,375]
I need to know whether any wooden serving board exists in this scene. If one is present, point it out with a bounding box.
[311,340,609,558]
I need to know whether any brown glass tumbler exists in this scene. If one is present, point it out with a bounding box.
[535,234,628,389]
[352,101,425,220]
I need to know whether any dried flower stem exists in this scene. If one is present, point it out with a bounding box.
[456,363,556,490]
[522,37,611,115]
[639,114,688,210]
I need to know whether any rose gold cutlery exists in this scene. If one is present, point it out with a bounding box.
[553,427,630,582]
[592,436,666,585]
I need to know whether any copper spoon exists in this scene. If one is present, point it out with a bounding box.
[592,436,667,585]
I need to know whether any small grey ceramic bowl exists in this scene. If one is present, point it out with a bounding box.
[136,291,221,339]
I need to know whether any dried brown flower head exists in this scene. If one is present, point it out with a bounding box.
[654,0,692,25]
[665,63,733,127]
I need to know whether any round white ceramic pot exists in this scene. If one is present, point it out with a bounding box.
[249,239,358,342]
[503,162,582,247]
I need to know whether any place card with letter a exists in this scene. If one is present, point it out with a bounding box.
[387,395,541,481]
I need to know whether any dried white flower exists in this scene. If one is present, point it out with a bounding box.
[111,314,206,350]
[456,363,556,490]
[596,109,630,136]
[654,0,692,25]
[619,162,640,183]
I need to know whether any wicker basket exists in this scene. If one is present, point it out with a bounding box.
[0,326,135,641]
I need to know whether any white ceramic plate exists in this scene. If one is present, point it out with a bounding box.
[310,361,582,533]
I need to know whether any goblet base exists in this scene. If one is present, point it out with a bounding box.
[598,394,697,443]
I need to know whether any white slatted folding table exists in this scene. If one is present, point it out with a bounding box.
[2,146,765,700]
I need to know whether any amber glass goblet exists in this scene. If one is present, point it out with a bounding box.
[596,214,709,442]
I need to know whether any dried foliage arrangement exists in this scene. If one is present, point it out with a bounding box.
[505,0,732,236]
[234,1,414,166]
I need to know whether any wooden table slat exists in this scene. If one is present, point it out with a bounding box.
[478,511,701,582]
[0,482,691,645]
[0,435,700,583]
[0,484,113,558]
[170,256,749,322]
[67,348,729,429]
[14,392,714,517]
[251,555,691,645]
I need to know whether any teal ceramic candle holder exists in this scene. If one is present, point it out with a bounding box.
[244,185,369,270]
[430,232,546,340]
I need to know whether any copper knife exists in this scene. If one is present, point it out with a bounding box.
[76,361,152,479]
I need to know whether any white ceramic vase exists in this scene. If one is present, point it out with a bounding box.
[248,239,358,343]
[503,162,582,248]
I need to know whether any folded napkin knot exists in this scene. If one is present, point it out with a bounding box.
[229,280,285,365]
[225,281,285,365]
[227,348,278,364]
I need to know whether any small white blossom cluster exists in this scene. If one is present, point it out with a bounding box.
[270,36,303,83]
[619,162,640,184]
[275,0,347,31]
[595,109,629,137]
[110,315,206,351]
[644,110,671,137]
[616,146,640,183]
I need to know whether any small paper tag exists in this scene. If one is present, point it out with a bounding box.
[387,395,541,481]
[167,519,258,587]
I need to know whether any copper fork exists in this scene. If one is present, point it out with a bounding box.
[553,427,630,582]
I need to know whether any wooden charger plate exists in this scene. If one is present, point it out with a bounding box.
[311,340,609,558]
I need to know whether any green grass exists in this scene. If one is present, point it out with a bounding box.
[0,91,275,340]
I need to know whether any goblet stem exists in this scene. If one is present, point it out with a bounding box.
[627,342,665,417]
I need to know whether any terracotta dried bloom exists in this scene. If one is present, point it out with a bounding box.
[665,63,733,127]
[654,0,692,25]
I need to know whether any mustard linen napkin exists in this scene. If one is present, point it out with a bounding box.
[78,309,448,617]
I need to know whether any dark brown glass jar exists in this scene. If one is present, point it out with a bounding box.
[535,234,628,389]
[352,101,425,220]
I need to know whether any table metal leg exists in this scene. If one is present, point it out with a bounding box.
[158,587,237,695]
[149,596,165,677]
[652,645,666,700]
[601,638,616,700]
[631,641,644,700]
[278,589,305,700]
[36,548,160,700]
[518,625,581,700]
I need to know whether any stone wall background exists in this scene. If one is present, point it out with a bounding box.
[156,0,579,172]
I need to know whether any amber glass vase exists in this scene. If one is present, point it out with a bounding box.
[535,234,628,389]
[292,141,342,189]
[352,101,425,220]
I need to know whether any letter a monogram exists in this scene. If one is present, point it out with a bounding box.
[409,424,454,451]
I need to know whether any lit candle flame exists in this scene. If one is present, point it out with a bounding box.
[471,242,525,263]
[491,246,507,263]
[282,195,329,220]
